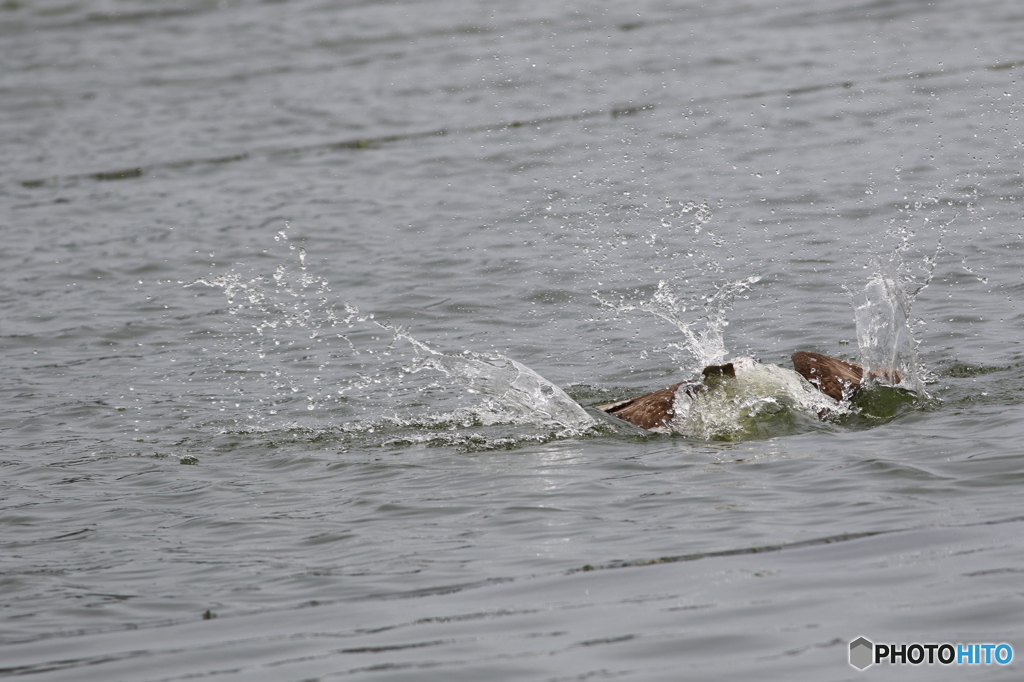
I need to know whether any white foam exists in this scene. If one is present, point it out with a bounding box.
[670,359,845,439]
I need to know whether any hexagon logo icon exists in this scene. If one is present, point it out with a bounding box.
[849,637,874,670]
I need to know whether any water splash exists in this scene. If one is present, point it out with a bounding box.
[679,360,844,441]
[184,230,595,438]
[595,275,761,373]
[181,209,940,447]
[365,314,596,432]
[852,220,946,396]
[853,270,921,393]
[187,225,342,358]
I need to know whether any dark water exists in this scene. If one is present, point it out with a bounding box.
[3,0,1024,679]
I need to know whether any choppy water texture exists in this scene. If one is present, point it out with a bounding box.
[3,0,1024,679]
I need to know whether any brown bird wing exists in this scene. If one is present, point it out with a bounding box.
[791,351,865,401]
[596,382,690,430]
[596,364,736,430]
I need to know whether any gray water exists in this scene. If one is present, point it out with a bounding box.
[3,0,1024,679]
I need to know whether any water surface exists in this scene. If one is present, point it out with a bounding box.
[2,0,1023,679]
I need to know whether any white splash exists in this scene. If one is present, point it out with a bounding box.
[671,357,845,440]
[853,271,920,393]
[853,248,939,396]
[186,230,597,436]
[386,324,596,431]
[596,275,761,373]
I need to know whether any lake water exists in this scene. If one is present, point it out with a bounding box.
[3,0,1023,679]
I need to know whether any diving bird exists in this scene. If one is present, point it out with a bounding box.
[597,351,899,430]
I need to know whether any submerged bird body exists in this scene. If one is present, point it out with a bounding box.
[792,351,863,401]
[598,382,692,430]
[596,363,737,430]
[598,351,899,431]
